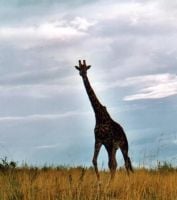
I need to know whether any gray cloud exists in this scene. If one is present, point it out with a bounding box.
[0,67,71,85]
[0,110,90,123]
[0,0,100,26]
[122,73,177,101]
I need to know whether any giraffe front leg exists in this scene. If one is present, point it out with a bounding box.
[92,141,102,181]
[109,147,117,180]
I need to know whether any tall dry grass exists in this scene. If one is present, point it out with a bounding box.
[0,165,177,200]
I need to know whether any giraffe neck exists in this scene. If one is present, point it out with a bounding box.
[81,75,112,124]
[82,75,104,114]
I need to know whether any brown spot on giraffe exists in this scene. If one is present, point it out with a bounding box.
[75,60,133,180]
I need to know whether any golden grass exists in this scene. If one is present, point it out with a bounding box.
[0,167,177,200]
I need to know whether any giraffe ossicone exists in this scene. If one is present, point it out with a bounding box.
[75,60,91,75]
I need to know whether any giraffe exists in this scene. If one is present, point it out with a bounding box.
[75,60,133,180]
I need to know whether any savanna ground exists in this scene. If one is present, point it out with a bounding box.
[0,159,177,200]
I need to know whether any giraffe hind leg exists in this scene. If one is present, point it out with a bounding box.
[109,156,117,180]
[121,148,133,174]
[105,145,117,180]
[125,156,133,173]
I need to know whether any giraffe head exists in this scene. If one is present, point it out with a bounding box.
[75,60,91,76]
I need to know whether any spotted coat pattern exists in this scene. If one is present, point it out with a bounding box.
[75,60,133,180]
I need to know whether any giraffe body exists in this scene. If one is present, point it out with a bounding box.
[75,60,133,180]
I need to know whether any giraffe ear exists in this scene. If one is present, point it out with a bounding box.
[75,66,80,70]
[86,65,91,70]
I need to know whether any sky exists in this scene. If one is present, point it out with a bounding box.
[0,0,177,168]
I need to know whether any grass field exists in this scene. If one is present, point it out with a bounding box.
[0,160,177,200]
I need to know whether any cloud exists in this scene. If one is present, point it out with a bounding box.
[0,22,86,43]
[123,73,177,100]
[0,67,76,85]
[0,78,82,99]
[0,111,90,123]
[0,0,99,29]
[0,67,83,98]
[34,144,60,149]
[70,17,97,31]
[0,0,98,7]
[0,84,59,99]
